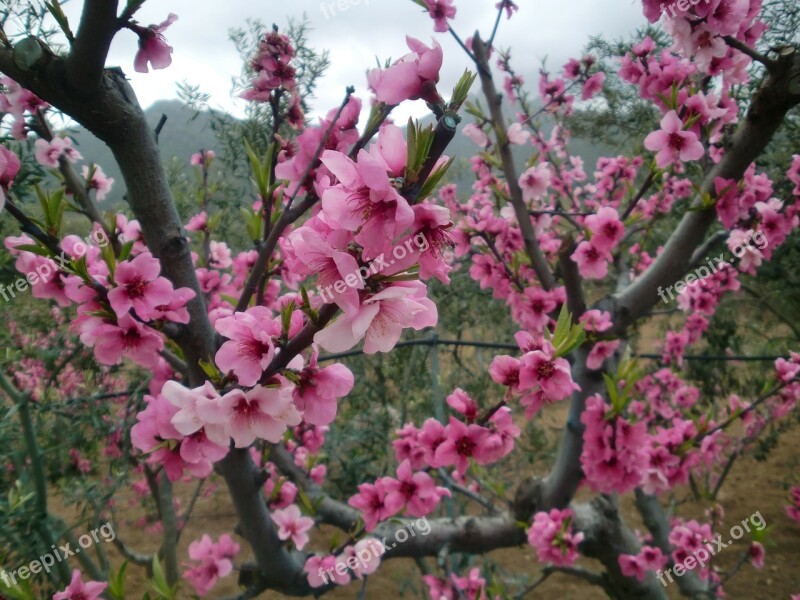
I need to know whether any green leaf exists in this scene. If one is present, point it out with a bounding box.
[405,118,417,184]
[450,69,477,111]
[101,239,116,277]
[149,555,177,599]
[417,157,454,199]
[297,488,317,516]
[240,206,262,242]
[198,360,222,381]
[12,244,51,258]
[118,240,135,261]
[107,561,129,600]
[603,373,620,410]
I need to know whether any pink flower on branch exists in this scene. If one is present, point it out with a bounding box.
[107,252,175,320]
[527,508,584,567]
[272,504,315,550]
[53,570,107,600]
[133,13,178,73]
[424,0,457,32]
[184,534,240,596]
[214,306,280,387]
[217,385,301,448]
[314,282,438,354]
[367,37,444,105]
[644,110,705,168]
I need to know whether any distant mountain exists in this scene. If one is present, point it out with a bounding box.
[69,100,218,205]
[67,98,614,206]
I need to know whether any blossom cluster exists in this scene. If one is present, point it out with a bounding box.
[527,508,584,567]
[241,29,304,128]
[183,534,240,596]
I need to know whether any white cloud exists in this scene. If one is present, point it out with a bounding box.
[51,0,647,121]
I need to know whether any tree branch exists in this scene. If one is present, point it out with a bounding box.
[66,0,120,91]
[472,33,555,291]
[606,47,800,334]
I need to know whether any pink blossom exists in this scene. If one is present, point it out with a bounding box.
[786,486,800,523]
[644,110,705,168]
[451,568,487,599]
[164,380,228,448]
[519,350,580,401]
[287,226,361,312]
[0,145,21,212]
[463,123,489,147]
[314,282,437,354]
[527,508,584,567]
[585,207,625,252]
[581,72,605,100]
[214,306,279,387]
[579,309,613,333]
[424,0,457,32]
[134,14,178,73]
[293,358,354,426]
[305,555,351,587]
[383,459,451,517]
[586,340,621,370]
[348,479,403,531]
[367,37,443,105]
[272,504,315,549]
[218,385,301,447]
[433,417,492,473]
[81,164,114,201]
[572,240,612,279]
[93,314,164,368]
[446,388,479,422]
[53,570,107,600]
[496,0,519,19]
[319,148,414,259]
[184,534,239,596]
[581,394,650,494]
[347,538,385,578]
[34,137,81,167]
[186,211,208,232]
[150,286,195,324]
[518,163,551,203]
[749,542,765,569]
[191,149,215,166]
[107,252,174,320]
[489,355,523,391]
[507,122,531,145]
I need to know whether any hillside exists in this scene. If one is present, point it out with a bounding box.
[66,98,615,205]
[69,100,218,205]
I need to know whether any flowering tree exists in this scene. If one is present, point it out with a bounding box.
[1,0,799,599]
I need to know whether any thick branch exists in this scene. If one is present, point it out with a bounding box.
[67,0,120,91]
[214,448,307,593]
[607,48,800,334]
[635,490,714,599]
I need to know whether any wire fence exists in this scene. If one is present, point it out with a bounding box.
[318,336,786,363]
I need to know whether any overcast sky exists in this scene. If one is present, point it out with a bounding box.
[54,0,648,124]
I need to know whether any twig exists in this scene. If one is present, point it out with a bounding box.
[722,36,778,71]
